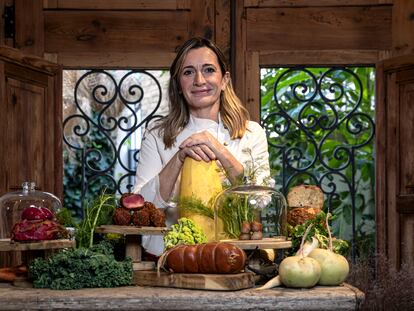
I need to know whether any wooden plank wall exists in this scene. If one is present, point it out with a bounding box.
[0,1,412,98]
[1,0,231,69]
[233,0,414,121]
[236,0,396,121]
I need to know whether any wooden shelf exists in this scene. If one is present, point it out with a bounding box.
[0,239,75,252]
[95,225,168,235]
[219,237,292,250]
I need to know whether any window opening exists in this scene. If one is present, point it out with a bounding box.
[261,66,375,261]
[63,70,170,218]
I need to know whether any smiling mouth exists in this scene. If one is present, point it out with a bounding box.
[192,89,211,95]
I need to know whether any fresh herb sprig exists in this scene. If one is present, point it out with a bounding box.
[178,195,214,219]
[76,189,116,248]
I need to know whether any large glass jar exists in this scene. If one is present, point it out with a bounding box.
[0,181,62,239]
[214,185,288,241]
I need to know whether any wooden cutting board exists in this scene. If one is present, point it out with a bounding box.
[133,271,256,291]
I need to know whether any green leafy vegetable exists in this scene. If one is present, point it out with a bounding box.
[288,211,350,256]
[163,218,207,249]
[29,241,133,290]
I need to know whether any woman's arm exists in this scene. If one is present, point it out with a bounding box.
[246,122,271,185]
[135,128,220,203]
[179,131,244,184]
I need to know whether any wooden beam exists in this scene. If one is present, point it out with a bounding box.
[259,50,388,66]
[245,51,260,122]
[244,0,393,7]
[188,0,215,39]
[246,6,392,51]
[392,0,414,56]
[53,52,175,69]
[44,11,187,54]
[15,0,44,56]
[234,0,247,105]
[43,0,191,10]
[215,0,231,64]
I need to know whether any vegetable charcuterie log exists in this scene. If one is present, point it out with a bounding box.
[179,158,223,241]
[159,242,246,274]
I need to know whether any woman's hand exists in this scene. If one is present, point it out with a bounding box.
[177,144,216,163]
[179,131,224,161]
[178,131,244,184]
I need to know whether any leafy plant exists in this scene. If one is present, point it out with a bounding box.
[288,211,350,256]
[29,240,132,290]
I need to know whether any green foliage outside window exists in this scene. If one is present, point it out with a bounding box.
[260,67,375,260]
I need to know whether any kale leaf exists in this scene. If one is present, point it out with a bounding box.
[29,241,133,290]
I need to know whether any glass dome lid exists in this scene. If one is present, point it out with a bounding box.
[0,181,62,239]
[213,184,288,241]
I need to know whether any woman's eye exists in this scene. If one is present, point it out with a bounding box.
[204,67,216,73]
[182,69,194,76]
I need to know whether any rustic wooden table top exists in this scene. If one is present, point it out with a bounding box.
[0,282,364,310]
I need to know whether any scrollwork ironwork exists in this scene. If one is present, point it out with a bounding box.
[63,70,164,212]
[262,67,375,261]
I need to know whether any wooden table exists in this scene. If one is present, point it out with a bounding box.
[0,282,364,310]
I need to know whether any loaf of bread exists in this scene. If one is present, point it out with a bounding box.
[286,185,324,226]
[165,242,246,274]
[287,185,324,209]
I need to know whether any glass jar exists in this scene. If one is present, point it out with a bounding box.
[0,181,62,239]
[214,184,288,241]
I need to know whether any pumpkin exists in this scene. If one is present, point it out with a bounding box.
[179,158,223,241]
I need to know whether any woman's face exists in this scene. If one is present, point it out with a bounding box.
[179,47,228,118]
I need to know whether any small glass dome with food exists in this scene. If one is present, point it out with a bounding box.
[0,181,62,238]
[213,184,288,241]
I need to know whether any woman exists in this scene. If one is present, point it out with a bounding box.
[133,37,271,255]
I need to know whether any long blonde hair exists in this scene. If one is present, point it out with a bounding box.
[156,37,249,148]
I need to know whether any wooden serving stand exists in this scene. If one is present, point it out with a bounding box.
[0,238,75,252]
[95,225,168,271]
[0,238,76,287]
[219,237,292,250]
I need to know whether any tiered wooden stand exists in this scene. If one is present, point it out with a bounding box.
[0,238,76,287]
[95,225,168,271]
[219,237,292,250]
[0,238,75,253]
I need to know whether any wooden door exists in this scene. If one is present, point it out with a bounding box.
[377,54,414,270]
[0,46,62,198]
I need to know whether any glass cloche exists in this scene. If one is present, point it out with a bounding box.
[0,181,62,239]
[214,184,288,241]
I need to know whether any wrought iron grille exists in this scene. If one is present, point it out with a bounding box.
[63,70,168,216]
[261,67,375,260]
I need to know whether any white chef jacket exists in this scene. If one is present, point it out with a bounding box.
[133,114,270,255]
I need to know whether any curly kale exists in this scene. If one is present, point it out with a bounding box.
[29,241,132,290]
